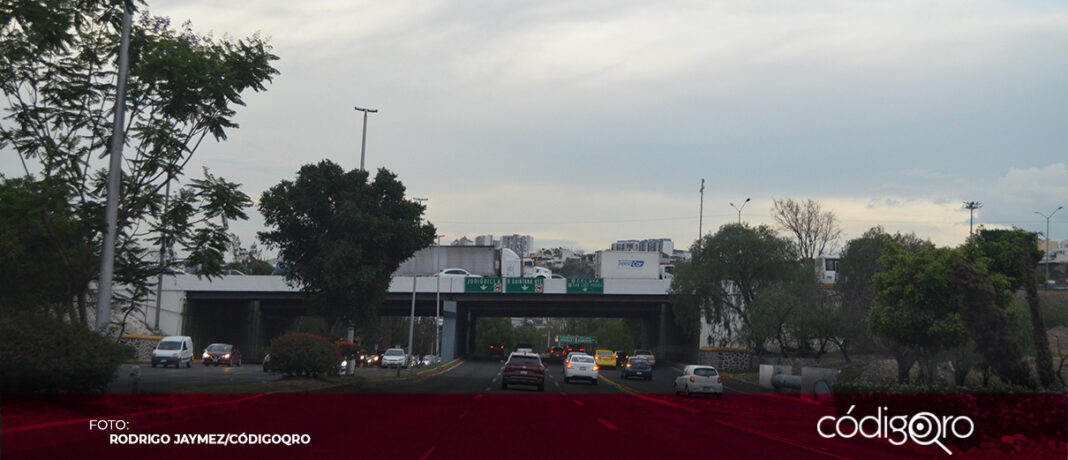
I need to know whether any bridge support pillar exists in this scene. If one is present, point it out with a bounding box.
[441,301,458,361]
[247,300,262,360]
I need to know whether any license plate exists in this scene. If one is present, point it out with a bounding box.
[580,367,587,371]
[704,387,712,391]
[520,371,528,375]
[635,371,643,375]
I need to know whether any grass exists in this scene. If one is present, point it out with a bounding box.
[162,361,461,394]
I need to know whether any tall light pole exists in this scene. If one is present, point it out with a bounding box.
[730,197,751,224]
[963,201,982,235]
[434,234,442,356]
[95,6,133,334]
[407,197,428,371]
[698,179,705,252]
[1035,206,1063,284]
[354,106,378,172]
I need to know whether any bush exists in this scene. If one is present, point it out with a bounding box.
[267,333,340,376]
[0,315,133,393]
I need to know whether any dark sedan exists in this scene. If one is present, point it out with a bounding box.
[620,357,653,380]
[202,343,242,367]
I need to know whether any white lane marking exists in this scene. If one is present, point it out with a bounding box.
[484,386,492,392]
[458,410,469,420]
[572,399,584,406]
[418,446,436,460]
[596,418,618,431]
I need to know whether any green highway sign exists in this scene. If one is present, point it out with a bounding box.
[555,335,574,343]
[505,277,543,294]
[566,278,604,294]
[465,277,503,293]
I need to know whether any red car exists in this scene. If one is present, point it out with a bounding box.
[488,343,505,356]
[501,352,546,391]
[202,343,242,366]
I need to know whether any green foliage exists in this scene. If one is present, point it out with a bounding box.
[592,319,635,352]
[266,333,340,376]
[0,3,278,328]
[0,315,133,392]
[869,245,970,354]
[513,326,544,349]
[670,223,799,349]
[258,161,436,332]
[475,318,514,353]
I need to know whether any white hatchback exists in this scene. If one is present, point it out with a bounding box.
[563,355,599,385]
[674,365,723,398]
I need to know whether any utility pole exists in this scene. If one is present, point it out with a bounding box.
[406,197,428,373]
[354,106,378,172]
[730,197,751,224]
[698,179,705,252]
[152,176,172,331]
[963,201,983,235]
[95,6,133,334]
[1035,206,1063,284]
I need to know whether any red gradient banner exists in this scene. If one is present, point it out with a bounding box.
[2,393,1065,459]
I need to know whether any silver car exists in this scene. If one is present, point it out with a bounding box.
[674,365,723,398]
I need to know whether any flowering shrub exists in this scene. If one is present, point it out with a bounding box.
[0,315,133,393]
[336,340,359,358]
[267,333,340,376]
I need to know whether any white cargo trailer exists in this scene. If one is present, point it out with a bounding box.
[594,251,661,279]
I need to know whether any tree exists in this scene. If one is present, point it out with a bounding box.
[670,223,799,352]
[869,245,971,384]
[771,198,842,261]
[968,228,1054,388]
[258,161,436,335]
[224,235,274,275]
[835,227,932,362]
[0,4,278,330]
[593,319,637,352]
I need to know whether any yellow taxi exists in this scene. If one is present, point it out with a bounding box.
[594,349,617,369]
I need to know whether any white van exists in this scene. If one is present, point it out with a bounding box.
[151,336,193,368]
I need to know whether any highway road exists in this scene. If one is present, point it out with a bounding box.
[11,360,929,459]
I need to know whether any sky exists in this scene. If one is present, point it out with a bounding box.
[9,1,1068,254]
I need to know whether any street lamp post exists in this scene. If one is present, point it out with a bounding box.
[698,179,705,251]
[354,106,378,172]
[1035,206,1063,284]
[406,197,428,375]
[730,197,751,224]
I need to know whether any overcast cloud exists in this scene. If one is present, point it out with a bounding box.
[8,1,1068,253]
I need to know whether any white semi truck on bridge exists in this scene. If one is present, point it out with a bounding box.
[394,246,552,278]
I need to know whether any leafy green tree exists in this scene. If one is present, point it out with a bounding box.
[593,319,636,353]
[835,227,932,362]
[968,228,1053,388]
[224,235,274,275]
[0,3,278,330]
[258,161,436,335]
[513,326,544,349]
[475,317,514,353]
[670,223,799,352]
[869,245,971,384]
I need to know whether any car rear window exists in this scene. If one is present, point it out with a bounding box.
[574,357,594,363]
[508,356,541,365]
[635,350,651,355]
[207,344,230,352]
[384,349,404,356]
[694,367,718,377]
[597,351,613,356]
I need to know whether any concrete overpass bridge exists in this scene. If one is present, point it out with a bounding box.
[150,275,695,362]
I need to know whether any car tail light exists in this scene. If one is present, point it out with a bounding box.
[717,377,722,383]
[567,364,572,369]
[593,366,599,371]
[690,376,695,382]
[626,364,632,368]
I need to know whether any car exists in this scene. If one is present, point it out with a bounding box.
[548,346,565,361]
[615,351,629,367]
[202,343,242,367]
[438,268,482,278]
[562,351,588,373]
[221,269,245,275]
[633,349,656,369]
[620,357,653,380]
[488,343,506,356]
[565,343,588,355]
[594,349,616,369]
[564,354,599,385]
[150,336,193,368]
[501,352,546,391]
[422,355,440,366]
[362,352,381,367]
[515,342,534,353]
[551,274,566,280]
[674,365,723,398]
[381,348,407,368]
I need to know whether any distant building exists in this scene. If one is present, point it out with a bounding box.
[670,249,691,264]
[501,234,534,256]
[475,235,498,247]
[815,254,840,284]
[639,238,674,257]
[610,240,640,251]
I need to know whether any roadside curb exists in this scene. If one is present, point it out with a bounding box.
[311,358,466,393]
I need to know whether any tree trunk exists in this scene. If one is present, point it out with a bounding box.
[1024,258,1055,388]
[837,338,851,363]
[895,348,915,384]
[77,288,88,326]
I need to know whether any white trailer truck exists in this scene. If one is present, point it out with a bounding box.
[594,250,672,279]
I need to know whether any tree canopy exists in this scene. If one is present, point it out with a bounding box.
[258,160,436,333]
[771,198,842,261]
[0,2,278,330]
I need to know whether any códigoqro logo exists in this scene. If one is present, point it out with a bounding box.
[817,405,974,455]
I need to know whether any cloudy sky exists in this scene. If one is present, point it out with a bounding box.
[22,1,1068,253]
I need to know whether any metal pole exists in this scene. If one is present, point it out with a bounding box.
[407,197,427,370]
[95,6,133,334]
[698,179,704,252]
[354,106,378,172]
[152,178,171,330]
[1036,206,1063,284]
[435,239,441,356]
[730,197,751,225]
